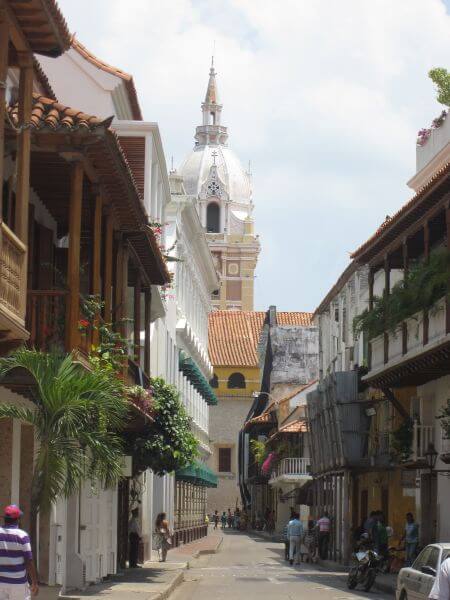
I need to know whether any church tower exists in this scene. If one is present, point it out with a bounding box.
[178,60,260,310]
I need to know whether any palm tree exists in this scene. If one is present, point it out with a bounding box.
[0,348,128,554]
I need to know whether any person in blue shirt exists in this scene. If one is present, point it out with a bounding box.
[287,512,304,565]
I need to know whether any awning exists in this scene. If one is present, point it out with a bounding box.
[179,352,218,405]
[176,460,218,488]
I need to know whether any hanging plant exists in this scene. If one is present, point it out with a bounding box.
[353,248,450,340]
[390,418,413,462]
[128,377,199,475]
[436,400,450,439]
[250,439,267,465]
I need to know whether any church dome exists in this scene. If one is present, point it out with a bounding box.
[178,60,252,205]
[179,145,252,203]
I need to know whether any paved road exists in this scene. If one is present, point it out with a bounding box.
[172,530,393,600]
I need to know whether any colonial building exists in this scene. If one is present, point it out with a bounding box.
[178,61,260,311]
[207,309,314,514]
[241,306,318,531]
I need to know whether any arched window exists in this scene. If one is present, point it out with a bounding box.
[206,202,220,233]
[210,374,218,388]
[227,372,246,389]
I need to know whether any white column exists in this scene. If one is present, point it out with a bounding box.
[144,133,154,214]
[150,162,158,219]
[220,202,225,233]
[10,419,21,503]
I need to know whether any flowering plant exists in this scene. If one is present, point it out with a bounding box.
[417,128,432,146]
[261,452,277,475]
[417,109,448,146]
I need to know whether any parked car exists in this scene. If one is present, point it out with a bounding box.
[396,543,450,600]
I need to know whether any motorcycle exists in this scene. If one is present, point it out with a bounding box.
[347,547,382,592]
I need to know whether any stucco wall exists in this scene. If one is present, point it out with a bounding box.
[207,365,259,513]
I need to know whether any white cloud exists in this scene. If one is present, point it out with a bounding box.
[57,0,450,311]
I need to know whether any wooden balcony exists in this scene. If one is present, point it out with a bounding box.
[26,290,93,357]
[367,296,450,387]
[0,223,28,342]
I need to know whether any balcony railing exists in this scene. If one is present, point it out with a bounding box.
[0,223,27,326]
[26,290,93,355]
[270,457,311,481]
[370,297,448,374]
[411,422,434,462]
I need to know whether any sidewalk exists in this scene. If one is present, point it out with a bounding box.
[59,530,223,600]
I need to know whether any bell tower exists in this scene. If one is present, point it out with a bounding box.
[179,59,260,311]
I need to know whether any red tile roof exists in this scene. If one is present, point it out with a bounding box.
[208,310,314,367]
[351,161,450,262]
[71,38,143,121]
[8,0,71,57]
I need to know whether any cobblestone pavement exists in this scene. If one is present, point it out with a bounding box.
[171,530,393,600]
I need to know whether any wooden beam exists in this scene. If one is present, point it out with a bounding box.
[92,194,102,346]
[14,52,33,243]
[115,236,129,338]
[133,274,141,365]
[144,287,151,376]
[380,386,409,420]
[103,212,113,324]
[66,161,84,351]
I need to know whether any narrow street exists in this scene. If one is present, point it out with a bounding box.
[172,531,392,600]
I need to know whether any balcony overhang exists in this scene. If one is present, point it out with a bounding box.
[364,336,450,388]
[269,473,312,486]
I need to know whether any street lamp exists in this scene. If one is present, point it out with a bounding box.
[425,443,438,471]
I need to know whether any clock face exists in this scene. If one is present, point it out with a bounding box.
[207,181,221,197]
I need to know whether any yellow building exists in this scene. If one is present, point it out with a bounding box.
[207,311,314,512]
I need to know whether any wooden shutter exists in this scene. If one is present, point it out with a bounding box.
[218,448,231,473]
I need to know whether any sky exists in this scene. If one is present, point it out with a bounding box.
[57,0,450,312]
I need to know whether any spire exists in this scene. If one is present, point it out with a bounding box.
[195,58,228,147]
[204,56,219,105]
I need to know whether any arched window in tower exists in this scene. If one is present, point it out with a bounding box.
[227,372,246,389]
[206,202,220,233]
[210,111,216,125]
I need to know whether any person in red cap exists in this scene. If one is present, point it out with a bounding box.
[0,505,38,598]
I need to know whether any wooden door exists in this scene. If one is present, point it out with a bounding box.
[381,487,389,524]
[360,489,368,524]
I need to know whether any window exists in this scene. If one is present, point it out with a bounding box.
[218,448,231,473]
[227,372,245,389]
[206,202,220,232]
[425,547,440,572]
[413,547,432,571]
[210,374,218,388]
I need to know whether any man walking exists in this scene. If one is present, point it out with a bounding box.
[128,508,141,568]
[287,512,303,566]
[0,504,38,599]
[401,512,419,567]
[317,512,331,560]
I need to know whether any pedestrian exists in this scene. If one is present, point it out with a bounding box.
[317,512,331,560]
[128,507,141,568]
[373,512,388,559]
[155,512,172,562]
[364,511,377,541]
[303,519,318,564]
[227,508,233,528]
[287,512,303,566]
[0,504,39,599]
[429,553,450,600]
[283,522,290,561]
[400,512,419,567]
[213,510,220,529]
[221,511,227,529]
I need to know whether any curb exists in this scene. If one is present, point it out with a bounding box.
[155,570,184,600]
[197,536,223,556]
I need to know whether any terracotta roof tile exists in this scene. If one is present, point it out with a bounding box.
[71,37,143,121]
[7,93,107,131]
[208,310,314,367]
[267,418,308,442]
[351,161,450,261]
